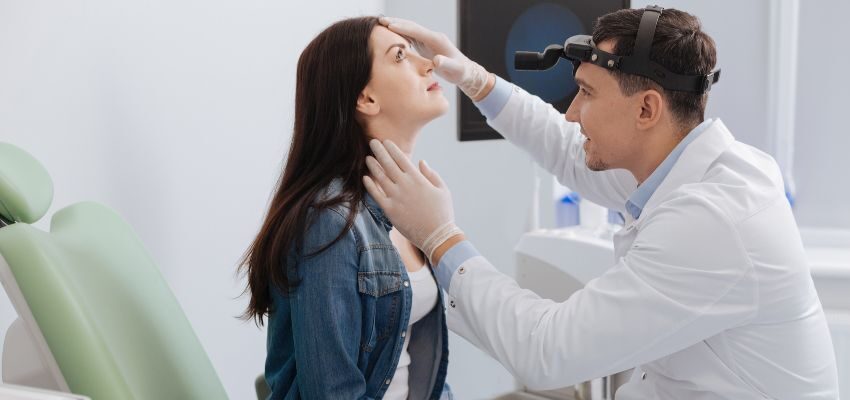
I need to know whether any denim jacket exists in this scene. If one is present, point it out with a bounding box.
[264,181,452,400]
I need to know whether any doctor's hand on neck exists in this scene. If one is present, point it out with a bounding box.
[363,139,464,266]
[379,17,494,101]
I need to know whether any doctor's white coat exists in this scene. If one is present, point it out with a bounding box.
[444,84,840,399]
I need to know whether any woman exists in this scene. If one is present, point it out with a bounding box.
[240,16,452,400]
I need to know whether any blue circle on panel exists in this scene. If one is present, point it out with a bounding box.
[505,3,585,103]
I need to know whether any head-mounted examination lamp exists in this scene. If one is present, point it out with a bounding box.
[514,5,720,94]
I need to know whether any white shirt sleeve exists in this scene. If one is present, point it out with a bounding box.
[443,195,758,390]
[483,77,637,212]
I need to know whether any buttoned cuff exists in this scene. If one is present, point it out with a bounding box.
[473,75,512,120]
[435,240,480,291]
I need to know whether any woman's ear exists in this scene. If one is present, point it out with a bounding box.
[356,88,380,117]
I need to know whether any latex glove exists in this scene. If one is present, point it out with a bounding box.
[380,16,491,100]
[363,139,463,263]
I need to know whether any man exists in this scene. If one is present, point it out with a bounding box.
[363,7,839,400]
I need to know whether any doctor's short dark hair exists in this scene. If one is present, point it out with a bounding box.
[593,8,717,129]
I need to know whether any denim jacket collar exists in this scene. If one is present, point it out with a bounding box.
[363,193,393,232]
[325,177,393,231]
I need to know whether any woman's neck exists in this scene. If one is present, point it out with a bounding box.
[365,117,421,156]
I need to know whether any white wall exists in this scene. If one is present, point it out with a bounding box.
[794,1,850,230]
[0,1,382,399]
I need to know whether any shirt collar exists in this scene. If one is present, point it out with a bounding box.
[325,178,392,231]
[625,118,714,220]
[363,192,393,231]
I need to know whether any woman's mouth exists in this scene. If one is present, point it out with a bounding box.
[427,82,441,91]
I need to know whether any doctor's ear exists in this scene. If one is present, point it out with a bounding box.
[636,89,663,130]
[356,89,380,117]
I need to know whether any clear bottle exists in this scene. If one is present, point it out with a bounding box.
[555,191,581,228]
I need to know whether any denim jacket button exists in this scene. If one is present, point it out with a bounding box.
[401,331,406,338]
[458,266,466,274]
[403,280,410,288]
[385,379,391,385]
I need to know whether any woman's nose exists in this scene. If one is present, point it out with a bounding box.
[414,53,434,75]
[425,61,434,75]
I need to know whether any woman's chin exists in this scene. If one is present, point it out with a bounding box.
[431,97,450,118]
[424,107,448,124]
[404,97,449,125]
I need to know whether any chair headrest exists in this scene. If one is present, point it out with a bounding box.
[0,142,53,224]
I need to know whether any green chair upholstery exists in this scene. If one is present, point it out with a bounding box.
[0,142,228,400]
[0,143,53,224]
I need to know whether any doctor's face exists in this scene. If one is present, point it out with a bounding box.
[363,26,449,127]
[564,40,642,171]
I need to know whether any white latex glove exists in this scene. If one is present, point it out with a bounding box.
[380,16,491,100]
[363,139,462,263]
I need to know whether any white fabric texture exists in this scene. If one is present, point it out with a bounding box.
[384,267,439,400]
[442,84,839,399]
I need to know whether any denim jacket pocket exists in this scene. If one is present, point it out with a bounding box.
[358,270,404,352]
[357,271,403,297]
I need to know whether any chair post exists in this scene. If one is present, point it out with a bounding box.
[254,374,270,400]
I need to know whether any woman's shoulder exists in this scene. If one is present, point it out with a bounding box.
[300,181,366,250]
[301,204,358,253]
[316,179,387,229]
[310,180,363,221]
[302,179,394,253]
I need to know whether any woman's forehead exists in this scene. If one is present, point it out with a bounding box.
[371,25,410,48]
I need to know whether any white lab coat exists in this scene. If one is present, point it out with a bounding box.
[444,84,840,399]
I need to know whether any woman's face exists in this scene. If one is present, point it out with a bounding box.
[360,26,449,130]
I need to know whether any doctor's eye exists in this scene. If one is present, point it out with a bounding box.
[395,48,406,62]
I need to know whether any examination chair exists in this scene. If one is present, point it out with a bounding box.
[0,142,229,399]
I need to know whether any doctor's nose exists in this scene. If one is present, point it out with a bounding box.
[565,99,580,123]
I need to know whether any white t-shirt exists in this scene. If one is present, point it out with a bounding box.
[384,267,439,400]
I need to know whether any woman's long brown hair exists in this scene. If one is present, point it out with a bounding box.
[239,17,379,325]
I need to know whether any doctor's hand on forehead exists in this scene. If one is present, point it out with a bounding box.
[380,16,492,101]
[363,139,464,265]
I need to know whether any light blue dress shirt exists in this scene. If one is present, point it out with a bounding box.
[475,75,513,120]
[624,118,713,219]
[436,76,713,290]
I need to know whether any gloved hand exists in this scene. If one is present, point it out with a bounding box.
[380,17,491,100]
[363,139,463,264]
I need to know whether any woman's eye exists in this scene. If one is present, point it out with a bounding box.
[579,87,589,96]
[395,49,405,62]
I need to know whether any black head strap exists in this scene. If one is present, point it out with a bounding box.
[514,5,721,94]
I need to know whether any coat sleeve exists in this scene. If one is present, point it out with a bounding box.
[289,208,373,399]
[444,195,758,390]
[487,83,637,212]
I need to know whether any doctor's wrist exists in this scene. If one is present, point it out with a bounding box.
[470,73,496,102]
[430,233,466,266]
